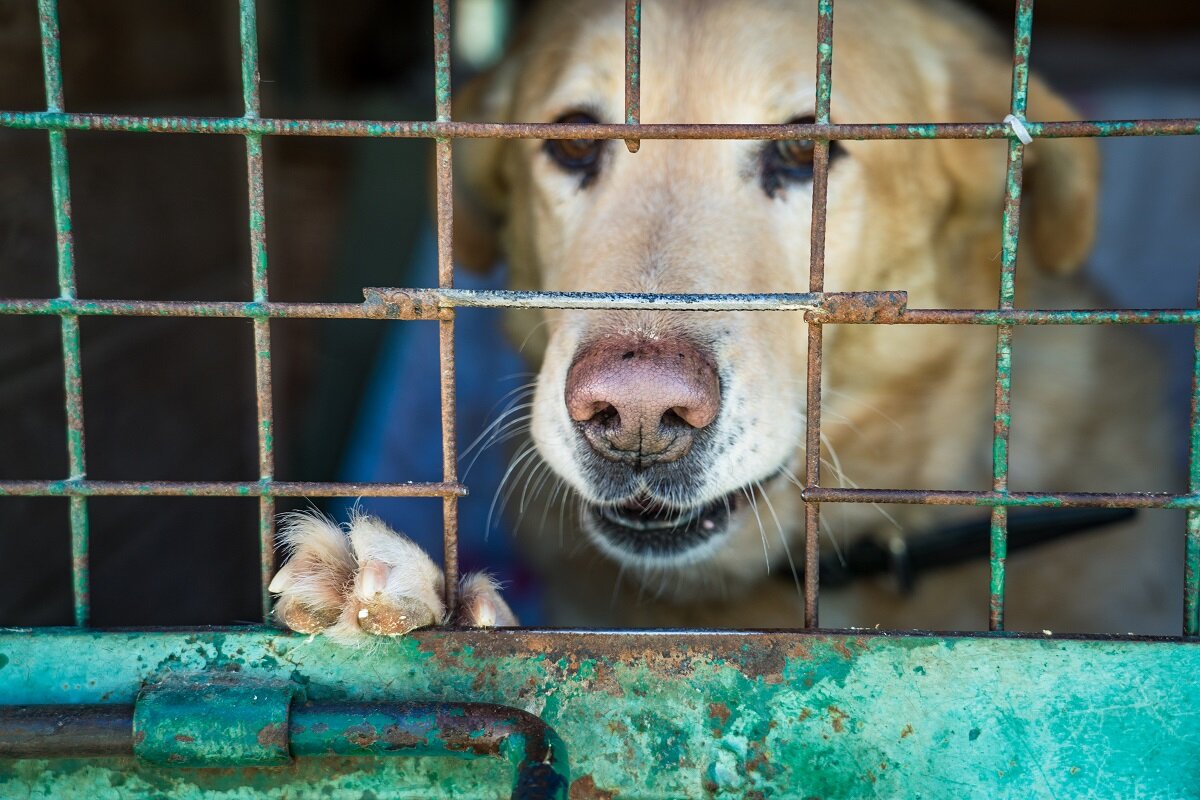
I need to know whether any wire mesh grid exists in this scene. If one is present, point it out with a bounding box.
[2,0,1200,634]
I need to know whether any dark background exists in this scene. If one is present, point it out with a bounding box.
[1,0,1198,626]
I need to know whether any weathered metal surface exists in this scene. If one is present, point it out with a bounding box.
[1188,279,1200,636]
[3,112,1199,140]
[2,629,1200,797]
[133,678,292,767]
[237,0,276,622]
[433,0,462,617]
[987,0,1035,632]
[624,0,641,153]
[2,697,570,799]
[38,0,90,628]
[806,487,1200,509]
[0,705,133,758]
[803,0,836,630]
[6,296,1200,324]
[0,480,466,498]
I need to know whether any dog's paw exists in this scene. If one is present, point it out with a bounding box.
[269,510,517,643]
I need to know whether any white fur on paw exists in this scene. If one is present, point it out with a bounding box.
[270,511,356,634]
[270,510,448,643]
[457,572,519,628]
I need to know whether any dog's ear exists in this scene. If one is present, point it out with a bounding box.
[933,47,1100,275]
[1019,76,1101,275]
[448,61,518,273]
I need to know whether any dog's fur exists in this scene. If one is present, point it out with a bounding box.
[270,0,1180,639]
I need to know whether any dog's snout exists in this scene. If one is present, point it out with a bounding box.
[565,335,720,464]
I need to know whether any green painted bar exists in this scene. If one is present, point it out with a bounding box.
[132,678,292,767]
[38,0,90,628]
[1187,284,1200,636]
[6,297,1200,325]
[988,0,1035,632]
[2,111,1198,140]
[239,0,276,621]
[2,629,1200,797]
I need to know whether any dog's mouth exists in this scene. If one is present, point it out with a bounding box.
[582,486,748,566]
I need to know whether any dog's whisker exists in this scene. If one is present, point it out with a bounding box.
[740,485,770,574]
[461,402,534,461]
[755,480,803,611]
[487,442,538,536]
[462,419,532,479]
[500,447,547,529]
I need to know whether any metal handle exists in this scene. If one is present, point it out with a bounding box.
[0,696,569,800]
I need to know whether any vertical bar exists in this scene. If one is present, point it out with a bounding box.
[39,0,90,627]
[988,0,1035,632]
[239,0,275,620]
[1186,276,1200,636]
[434,0,460,616]
[803,0,834,629]
[623,0,641,154]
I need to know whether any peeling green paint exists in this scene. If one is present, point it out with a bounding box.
[3,629,1200,797]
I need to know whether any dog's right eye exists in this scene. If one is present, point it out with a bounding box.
[544,112,605,180]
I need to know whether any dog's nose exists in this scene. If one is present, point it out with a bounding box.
[565,335,720,464]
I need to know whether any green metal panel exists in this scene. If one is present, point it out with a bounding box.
[2,628,1199,798]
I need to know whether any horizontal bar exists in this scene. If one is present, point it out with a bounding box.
[0,701,570,798]
[1,112,1197,140]
[0,480,466,498]
[4,296,1199,325]
[0,705,133,758]
[366,288,906,321]
[804,486,1200,509]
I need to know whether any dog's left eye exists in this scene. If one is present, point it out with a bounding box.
[544,112,605,181]
[761,116,843,197]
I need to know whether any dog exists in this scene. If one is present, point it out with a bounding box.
[269,0,1180,640]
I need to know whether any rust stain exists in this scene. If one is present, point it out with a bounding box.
[569,774,618,800]
[827,705,848,734]
[256,722,287,750]
[173,734,194,743]
[900,724,914,739]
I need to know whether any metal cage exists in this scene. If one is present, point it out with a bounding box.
[3,0,1200,797]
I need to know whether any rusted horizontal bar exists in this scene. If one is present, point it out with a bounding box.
[897,308,1200,325]
[0,299,367,319]
[366,288,907,322]
[1,112,1197,140]
[5,296,1199,325]
[0,701,569,799]
[0,705,134,758]
[804,487,1199,510]
[0,480,467,498]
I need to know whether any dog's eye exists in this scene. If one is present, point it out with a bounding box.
[761,116,843,198]
[544,112,605,179]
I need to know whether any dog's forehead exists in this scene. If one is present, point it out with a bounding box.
[518,0,950,124]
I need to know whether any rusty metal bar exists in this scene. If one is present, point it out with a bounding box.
[2,113,1197,140]
[985,0,1035,632]
[623,0,641,153]
[803,0,835,630]
[1187,278,1200,636]
[37,0,90,628]
[364,287,906,319]
[238,0,276,622]
[0,480,466,498]
[804,487,1200,510]
[10,296,1200,325]
[0,705,134,758]
[433,0,460,617]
